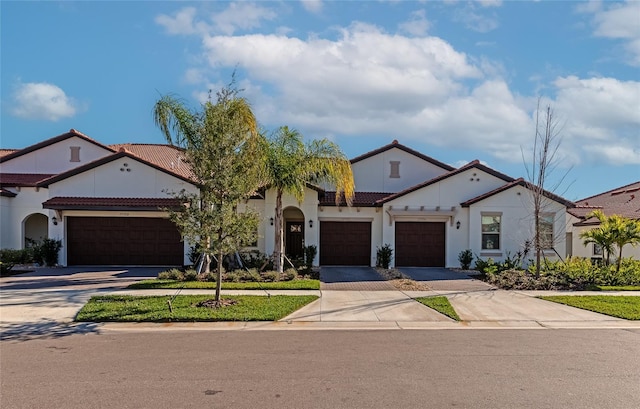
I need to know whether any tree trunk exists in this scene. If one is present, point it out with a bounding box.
[273,189,284,273]
[216,250,223,302]
[616,246,623,274]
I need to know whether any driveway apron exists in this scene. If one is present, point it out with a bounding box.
[320,266,395,291]
[398,267,494,291]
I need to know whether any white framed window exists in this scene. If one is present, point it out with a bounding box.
[593,243,603,256]
[481,214,501,250]
[539,214,554,249]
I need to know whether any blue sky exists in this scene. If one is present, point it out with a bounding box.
[1,1,638,201]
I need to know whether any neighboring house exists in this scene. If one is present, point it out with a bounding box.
[567,181,640,261]
[1,131,575,268]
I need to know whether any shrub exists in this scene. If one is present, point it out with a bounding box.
[39,238,62,267]
[458,249,473,270]
[304,245,317,270]
[261,271,278,282]
[201,272,217,282]
[376,244,393,269]
[188,245,202,266]
[183,269,198,281]
[0,249,30,274]
[240,251,272,270]
[281,268,298,281]
[158,268,184,281]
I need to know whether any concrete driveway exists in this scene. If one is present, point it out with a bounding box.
[320,266,395,290]
[398,267,494,291]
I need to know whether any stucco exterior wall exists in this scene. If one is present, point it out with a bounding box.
[567,215,640,261]
[468,185,567,265]
[351,147,450,193]
[48,157,197,198]
[0,187,50,249]
[0,136,112,174]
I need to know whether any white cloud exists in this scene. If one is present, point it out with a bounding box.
[399,9,431,36]
[301,0,323,14]
[12,82,79,121]
[156,3,277,36]
[476,0,502,8]
[584,0,640,66]
[211,2,277,35]
[552,75,640,165]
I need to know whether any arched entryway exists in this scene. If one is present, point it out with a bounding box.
[283,207,305,260]
[23,213,48,247]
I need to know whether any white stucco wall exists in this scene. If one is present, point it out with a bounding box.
[468,185,568,266]
[48,156,197,198]
[0,136,112,174]
[351,147,450,193]
[261,187,320,264]
[0,187,50,250]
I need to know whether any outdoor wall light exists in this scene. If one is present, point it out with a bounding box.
[270,217,274,226]
[456,221,461,230]
[52,216,58,226]
[309,219,314,228]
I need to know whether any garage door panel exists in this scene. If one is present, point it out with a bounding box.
[320,221,371,266]
[395,222,445,267]
[67,217,183,266]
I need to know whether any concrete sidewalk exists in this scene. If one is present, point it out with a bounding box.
[3,284,640,336]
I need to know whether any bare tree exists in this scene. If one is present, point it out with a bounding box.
[523,99,570,277]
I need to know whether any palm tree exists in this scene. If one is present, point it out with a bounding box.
[580,210,640,273]
[263,126,355,273]
[580,210,615,266]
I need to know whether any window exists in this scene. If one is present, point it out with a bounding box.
[481,214,501,250]
[539,214,554,249]
[593,243,603,256]
[389,161,400,178]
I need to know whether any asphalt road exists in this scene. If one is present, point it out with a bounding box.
[2,329,639,409]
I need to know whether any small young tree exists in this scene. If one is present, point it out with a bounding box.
[523,100,570,277]
[153,82,263,303]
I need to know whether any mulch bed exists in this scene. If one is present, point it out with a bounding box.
[195,298,239,309]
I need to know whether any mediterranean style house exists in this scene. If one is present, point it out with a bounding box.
[1,129,577,268]
[567,181,640,261]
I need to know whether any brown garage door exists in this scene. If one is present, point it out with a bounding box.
[320,221,371,265]
[395,222,445,267]
[67,217,183,265]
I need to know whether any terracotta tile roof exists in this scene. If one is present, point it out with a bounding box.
[0,173,56,187]
[460,178,575,208]
[320,191,393,207]
[42,197,182,210]
[0,188,17,197]
[109,143,194,180]
[37,151,196,187]
[0,129,114,163]
[568,180,640,223]
[350,140,455,171]
[376,160,515,205]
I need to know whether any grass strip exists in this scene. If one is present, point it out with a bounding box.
[127,279,320,290]
[76,295,318,322]
[595,285,640,291]
[539,295,640,320]
[415,296,460,321]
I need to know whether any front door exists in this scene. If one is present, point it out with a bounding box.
[285,221,304,260]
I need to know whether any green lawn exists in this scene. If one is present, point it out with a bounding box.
[539,295,640,320]
[76,295,318,322]
[415,296,460,321]
[127,279,320,290]
[595,285,640,291]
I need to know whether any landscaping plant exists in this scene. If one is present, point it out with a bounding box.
[376,244,393,269]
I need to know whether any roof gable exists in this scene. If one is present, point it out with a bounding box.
[350,140,455,171]
[377,160,514,204]
[460,178,575,208]
[37,150,196,187]
[0,129,114,164]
